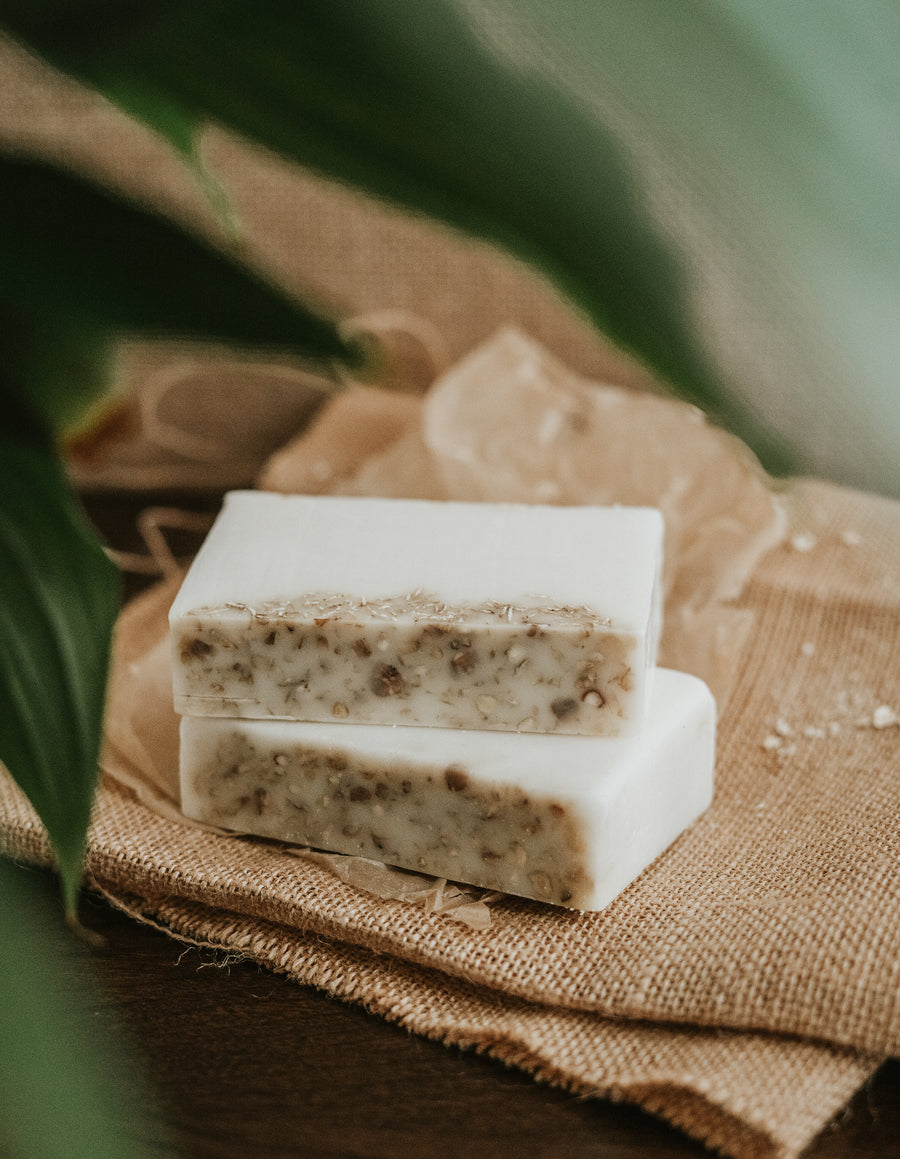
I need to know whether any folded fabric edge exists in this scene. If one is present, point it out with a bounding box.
[1,768,892,1065]
[87,785,900,1058]
[90,880,879,1159]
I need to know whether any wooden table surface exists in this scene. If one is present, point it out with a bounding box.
[19,488,890,1159]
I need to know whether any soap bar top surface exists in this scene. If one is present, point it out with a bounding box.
[180,668,715,910]
[170,492,662,625]
[170,492,663,735]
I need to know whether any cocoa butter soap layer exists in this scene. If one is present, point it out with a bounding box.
[170,492,663,736]
[179,668,714,910]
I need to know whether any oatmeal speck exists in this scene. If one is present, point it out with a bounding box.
[872,705,898,729]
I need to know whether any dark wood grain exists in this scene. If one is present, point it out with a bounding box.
[4,862,897,1159]
[34,488,893,1159]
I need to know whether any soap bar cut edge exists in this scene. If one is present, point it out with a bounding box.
[170,493,664,737]
[178,668,715,910]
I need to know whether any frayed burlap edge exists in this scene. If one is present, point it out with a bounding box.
[90,880,878,1159]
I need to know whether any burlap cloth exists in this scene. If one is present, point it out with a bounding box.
[4,332,900,1159]
[2,37,899,1159]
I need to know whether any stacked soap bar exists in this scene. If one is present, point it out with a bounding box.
[173,492,715,910]
[181,670,714,909]
[171,493,663,736]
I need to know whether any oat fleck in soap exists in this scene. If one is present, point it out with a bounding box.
[179,669,714,910]
[170,493,664,736]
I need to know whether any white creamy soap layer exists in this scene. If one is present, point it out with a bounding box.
[170,493,663,736]
[180,668,714,910]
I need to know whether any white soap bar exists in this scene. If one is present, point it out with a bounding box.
[171,492,663,736]
[179,668,714,910]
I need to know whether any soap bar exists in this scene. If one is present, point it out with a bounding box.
[179,668,714,910]
[170,492,663,736]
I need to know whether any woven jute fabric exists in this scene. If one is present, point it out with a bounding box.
[93,476,900,1064]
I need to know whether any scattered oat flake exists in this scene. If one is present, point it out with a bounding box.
[762,734,782,751]
[790,532,817,552]
[801,641,816,657]
[803,725,826,739]
[774,718,792,737]
[289,849,501,929]
[872,705,898,729]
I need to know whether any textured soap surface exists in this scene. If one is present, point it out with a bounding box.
[179,668,714,910]
[170,492,663,736]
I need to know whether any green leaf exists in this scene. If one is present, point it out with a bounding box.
[7,1,899,489]
[1,0,792,471]
[0,303,119,444]
[0,155,357,437]
[0,434,120,916]
[0,862,160,1159]
[0,2,803,473]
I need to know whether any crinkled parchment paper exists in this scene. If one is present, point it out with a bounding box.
[104,328,785,925]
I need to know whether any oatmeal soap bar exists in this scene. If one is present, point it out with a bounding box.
[170,492,663,736]
[180,668,714,910]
